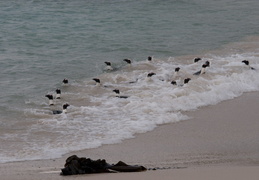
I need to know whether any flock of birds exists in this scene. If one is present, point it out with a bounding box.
[45,56,255,115]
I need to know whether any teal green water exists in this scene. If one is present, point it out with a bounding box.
[0,0,259,162]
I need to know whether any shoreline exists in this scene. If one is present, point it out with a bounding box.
[1,91,259,179]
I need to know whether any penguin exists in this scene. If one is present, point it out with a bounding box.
[184,78,191,84]
[147,72,156,77]
[112,89,129,99]
[173,67,180,79]
[146,72,156,82]
[45,94,54,106]
[55,89,61,99]
[92,78,101,86]
[193,64,207,75]
[52,103,70,114]
[63,78,68,85]
[205,60,210,67]
[194,57,202,63]
[123,59,132,66]
[242,60,255,70]
[171,80,177,85]
[104,61,114,71]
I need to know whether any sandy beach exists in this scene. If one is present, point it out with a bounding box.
[1,92,259,180]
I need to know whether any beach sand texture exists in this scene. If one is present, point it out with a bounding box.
[0,92,258,180]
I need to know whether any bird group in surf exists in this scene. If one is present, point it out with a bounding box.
[45,78,70,114]
[45,57,255,114]
[97,57,205,95]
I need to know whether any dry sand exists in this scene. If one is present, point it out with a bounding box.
[0,92,259,180]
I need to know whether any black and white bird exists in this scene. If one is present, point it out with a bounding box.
[55,89,61,99]
[45,94,54,106]
[242,60,255,70]
[184,78,191,84]
[104,61,114,71]
[175,67,180,72]
[63,78,68,85]
[173,67,180,79]
[194,57,202,63]
[147,72,156,77]
[52,103,70,114]
[171,80,177,85]
[205,60,210,67]
[123,59,132,66]
[113,89,129,99]
[92,78,101,86]
[193,64,207,75]
[171,78,191,86]
[146,72,156,82]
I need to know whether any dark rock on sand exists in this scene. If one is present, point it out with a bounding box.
[61,155,146,176]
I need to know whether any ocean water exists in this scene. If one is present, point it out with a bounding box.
[1,0,259,163]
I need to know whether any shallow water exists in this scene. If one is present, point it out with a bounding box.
[0,0,259,163]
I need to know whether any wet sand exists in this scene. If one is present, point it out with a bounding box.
[0,92,259,180]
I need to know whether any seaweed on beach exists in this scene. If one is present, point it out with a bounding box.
[60,155,147,175]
